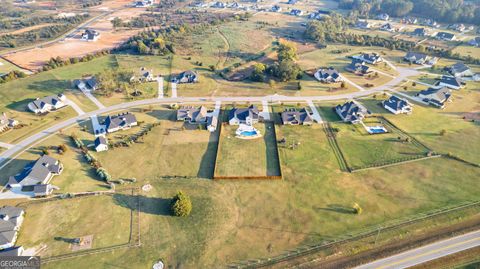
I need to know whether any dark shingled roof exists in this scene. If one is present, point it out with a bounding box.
[335,101,368,123]
[9,155,61,187]
[383,95,410,111]
[229,105,260,122]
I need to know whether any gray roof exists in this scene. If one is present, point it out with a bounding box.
[177,106,208,123]
[436,32,455,40]
[448,62,470,74]
[346,59,370,74]
[74,77,97,90]
[335,101,368,123]
[316,67,340,80]
[359,53,381,63]
[9,155,61,187]
[29,94,64,111]
[412,28,427,36]
[229,105,260,122]
[0,206,24,246]
[281,108,313,125]
[105,112,137,130]
[383,95,410,111]
[94,136,107,147]
[439,75,462,88]
[83,29,99,40]
[175,70,198,83]
[405,52,428,62]
[0,246,23,256]
[418,87,451,104]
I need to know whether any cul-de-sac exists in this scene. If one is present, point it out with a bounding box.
[0,0,479,268]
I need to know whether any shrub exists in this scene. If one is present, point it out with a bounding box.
[171,191,192,217]
[439,129,447,136]
[353,203,362,215]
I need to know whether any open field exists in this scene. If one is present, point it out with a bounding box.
[215,122,281,178]
[16,194,131,257]
[0,56,117,143]
[359,89,480,164]
[0,58,24,74]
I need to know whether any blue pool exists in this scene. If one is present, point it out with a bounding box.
[368,127,387,134]
[240,131,258,136]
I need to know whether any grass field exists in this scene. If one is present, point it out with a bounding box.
[215,122,280,178]
[0,58,24,74]
[17,194,131,257]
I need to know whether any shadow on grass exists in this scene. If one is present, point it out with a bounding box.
[316,204,356,215]
[146,109,176,121]
[264,122,282,176]
[113,193,172,216]
[27,79,71,92]
[6,99,34,112]
[0,158,35,186]
[197,127,220,179]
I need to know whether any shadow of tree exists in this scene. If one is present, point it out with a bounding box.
[27,79,71,92]
[113,193,172,216]
[316,204,356,215]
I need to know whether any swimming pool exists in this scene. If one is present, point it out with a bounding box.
[240,131,258,136]
[367,126,388,134]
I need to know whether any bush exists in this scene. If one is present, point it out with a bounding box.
[171,191,192,217]
[353,202,362,215]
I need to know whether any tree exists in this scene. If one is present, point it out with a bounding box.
[111,17,123,29]
[269,60,302,82]
[277,40,298,62]
[250,63,266,82]
[440,129,447,136]
[171,191,192,217]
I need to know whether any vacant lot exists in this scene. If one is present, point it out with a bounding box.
[17,194,131,257]
[215,122,280,178]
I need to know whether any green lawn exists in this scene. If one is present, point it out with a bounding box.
[17,195,131,257]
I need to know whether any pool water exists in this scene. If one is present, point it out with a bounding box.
[368,127,387,134]
[240,131,258,136]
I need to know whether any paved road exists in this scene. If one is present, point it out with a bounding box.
[355,230,480,269]
[0,64,422,169]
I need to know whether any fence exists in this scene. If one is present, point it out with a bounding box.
[14,188,141,264]
[230,200,480,268]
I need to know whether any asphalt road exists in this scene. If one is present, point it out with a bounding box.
[355,230,480,269]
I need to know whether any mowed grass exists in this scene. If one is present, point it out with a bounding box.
[0,127,110,193]
[0,56,119,143]
[93,109,217,180]
[361,90,480,164]
[19,109,480,269]
[215,123,269,177]
[0,58,24,74]
[17,195,131,257]
[331,120,428,169]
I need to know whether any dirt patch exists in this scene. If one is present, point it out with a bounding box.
[3,7,145,70]
[0,24,58,37]
[463,111,480,122]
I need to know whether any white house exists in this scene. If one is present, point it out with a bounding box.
[81,29,100,41]
[27,94,67,114]
[94,136,108,152]
[382,95,412,114]
[437,75,463,90]
[0,206,25,250]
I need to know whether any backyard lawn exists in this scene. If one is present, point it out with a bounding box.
[17,194,131,257]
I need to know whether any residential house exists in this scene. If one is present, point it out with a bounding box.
[94,136,108,152]
[377,13,389,21]
[404,52,438,65]
[345,59,371,76]
[81,29,100,41]
[0,206,24,250]
[105,112,138,133]
[207,116,218,132]
[353,53,383,64]
[228,2,241,8]
[228,105,261,125]
[211,1,226,8]
[7,155,63,189]
[287,0,297,4]
[448,23,465,32]
[380,23,394,32]
[130,67,154,83]
[445,62,474,78]
[281,108,313,125]
[0,113,18,132]
[172,70,198,84]
[402,17,418,24]
[435,32,456,41]
[437,75,463,90]
[290,9,303,16]
[335,101,368,124]
[308,12,322,20]
[27,94,67,114]
[412,28,429,37]
[74,77,98,91]
[382,95,412,114]
[33,184,55,197]
[0,246,24,256]
[416,87,452,108]
[314,67,343,83]
[176,106,208,123]
[134,0,153,7]
[468,37,480,47]
[356,20,372,29]
[271,5,281,12]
